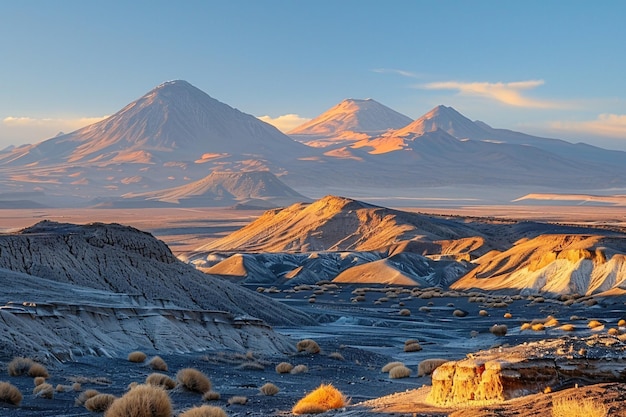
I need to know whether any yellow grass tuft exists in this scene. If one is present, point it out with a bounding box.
[532,323,545,331]
[551,395,607,417]
[490,324,508,336]
[260,382,280,396]
[85,393,117,412]
[290,364,308,374]
[389,365,412,379]
[399,308,411,316]
[148,356,168,371]
[503,312,513,319]
[146,373,176,390]
[104,384,172,417]
[28,363,49,378]
[7,357,35,376]
[521,322,532,331]
[34,376,46,386]
[479,310,489,316]
[296,339,321,354]
[0,381,23,405]
[404,342,422,352]
[72,382,82,391]
[228,395,247,405]
[618,319,626,327]
[417,359,448,377]
[328,352,345,360]
[559,324,576,332]
[382,361,405,373]
[588,320,603,329]
[292,383,347,415]
[76,389,100,406]
[33,382,54,399]
[127,351,147,363]
[176,368,212,394]
[179,405,228,417]
[202,390,221,401]
[275,362,293,373]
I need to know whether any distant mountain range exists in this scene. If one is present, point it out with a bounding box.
[1,80,625,207]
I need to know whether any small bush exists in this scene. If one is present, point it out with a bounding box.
[532,323,545,331]
[34,376,46,386]
[290,364,308,374]
[56,384,67,392]
[202,391,221,401]
[0,381,22,405]
[149,356,168,371]
[551,395,607,417]
[389,365,411,379]
[33,382,54,399]
[228,395,247,405]
[328,352,345,361]
[179,405,228,417]
[146,373,176,390]
[381,361,404,373]
[419,306,431,312]
[608,328,620,336]
[404,339,419,346]
[85,393,117,412]
[399,308,411,316]
[260,382,280,396]
[104,384,171,417]
[559,324,576,331]
[618,319,626,327]
[490,324,508,336]
[72,382,82,391]
[127,351,147,363]
[503,312,513,319]
[404,342,422,352]
[7,357,35,376]
[417,359,448,377]
[479,310,489,317]
[292,383,347,415]
[588,320,603,329]
[453,309,468,317]
[296,339,321,354]
[275,362,293,374]
[521,322,532,331]
[28,363,49,378]
[76,389,100,406]
[176,368,212,393]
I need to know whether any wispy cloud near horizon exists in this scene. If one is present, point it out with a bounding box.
[372,68,424,79]
[257,114,311,133]
[418,79,565,109]
[549,113,626,138]
[0,115,107,146]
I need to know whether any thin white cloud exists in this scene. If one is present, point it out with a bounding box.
[1,115,107,146]
[257,114,310,133]
[549,114,626,138]
[372,68,423,78]
[419,79,564,109]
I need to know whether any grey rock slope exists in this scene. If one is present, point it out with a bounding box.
[0,221,313,358]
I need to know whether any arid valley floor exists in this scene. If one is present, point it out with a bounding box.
[1,203,626,416]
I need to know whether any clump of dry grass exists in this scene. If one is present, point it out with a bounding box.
[296,339,321,354]
[453,309,468,317]
[490,324,508,336]
[532,323,546,331]
[55,384,67,392]
[588,320,603,329]
[618,319,626,327]
[228,395,247,405]
[275,362,293,374]
[559,324,576,331]
[176,368,212,394]
[202,391,221,401]
[85,393,117,412]
[179,405,228,417]
[389,365,411,379]
[148,356,168,371]
[146,373,176,390]
[34,376,46,386]
[381,361,404,373]
[7,357,35,376]
[28,363,49,378]
[328,352,345,361]
[260,382,280,396]
[551,395,607,417]
[608,328,620,336]
[479,310,489,317]
[127,351,147,363]
[404,342,422,352]
[0,381,22,405]
[399,308,411,316]
[72,382,82,391]
[417,359,448,377]
[503,312,513,319]
[290,364,308,374]
[104,384,171,417]
[33,382,54,399]
[292,383,347,415]
[76,389,100,406]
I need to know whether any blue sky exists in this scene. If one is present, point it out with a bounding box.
[2,1,626,149]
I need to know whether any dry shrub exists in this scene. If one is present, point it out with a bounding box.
[328,352,345,361]
[551,395,607,417]
[532,323,546,331]
[85,393,117,412]
[417,359,448,377]
[618,319,626,327]
[146,373,176,390]
[33,382,54,399]
[399,308,411,316]
[236,362,265,371]
[7,357,35,376]
[260,382,280,396]
[503,312,513,319]
[296,339,321,354]
[275,362,293,374]
[453,309,468,317]
[588,320,603,329]
[479,310,489,317]
[127,351,147,363]
[34,376,46,386]
[490,324,508,336]
[290,364,308,374]
[419,306,431,312]
[202,391,221,401]
[179,405,228,417]
[228,395,247,405]
[28,363,49,378]
[544,316,560,327]
[56,384,67,392]
[521,323,532,331]
[176,368,212,393]
[149,356,168,371]
[404,342,422,352]
[292,383,347,415]
[104,384,171,417]
[127,382,139,391]
[382,361,404,373]
[76,389,100,406]
[389,365,411,379]
[0,381,22,405]
[608,328,620,336]
[559,324,575,331]
[404,339,419,346]
[72,382,82,391]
